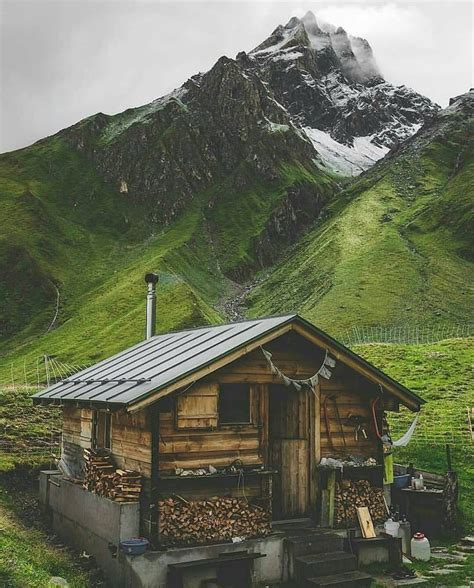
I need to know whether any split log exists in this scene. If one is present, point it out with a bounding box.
[158,496,271,545]
[83,449,142,502]
[334,479,386,526]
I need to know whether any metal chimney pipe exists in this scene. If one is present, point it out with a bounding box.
[144,273,159,340]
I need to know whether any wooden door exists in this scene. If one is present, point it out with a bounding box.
[269,384,310,519]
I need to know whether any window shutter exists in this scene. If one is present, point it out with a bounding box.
[176,382,218,429]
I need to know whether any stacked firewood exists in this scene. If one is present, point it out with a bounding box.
[158,496,271,545]
[83,449,142,502]
[334,479,387,526]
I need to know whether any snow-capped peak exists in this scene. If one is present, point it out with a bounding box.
[242,12,439,176]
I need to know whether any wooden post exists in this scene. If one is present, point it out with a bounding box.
[309,383,321,522]
[443,444,458,535]
[328,470,336,528]
[149,403,160,543]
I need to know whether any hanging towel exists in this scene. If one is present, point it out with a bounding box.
[392,414,419,447]
[384,453,394,484]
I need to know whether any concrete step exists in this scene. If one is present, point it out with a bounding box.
[306,570,373,587]
[272,518,313,532]
[295,551,357,579]
[286,533,344,556]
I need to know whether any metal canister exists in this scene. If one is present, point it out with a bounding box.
[399,519,412,556]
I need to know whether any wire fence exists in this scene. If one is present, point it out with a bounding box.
[1,355,90,392]
[338,323,474,347]
[390,405,473,449]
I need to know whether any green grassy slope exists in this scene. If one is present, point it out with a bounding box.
[0,130,333,381]
[247,101,474,333]
[355,337,474,532]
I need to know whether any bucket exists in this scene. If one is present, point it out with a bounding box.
[393,474,411,489]
[120,538,149,556]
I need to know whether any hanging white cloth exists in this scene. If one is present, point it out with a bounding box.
[392,414,419,447]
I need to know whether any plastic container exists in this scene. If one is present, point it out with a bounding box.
[120,538,149,556]
[393,474,411,489]
[411,532,431,561]
[414,477,424,491]
[384,518,400,538]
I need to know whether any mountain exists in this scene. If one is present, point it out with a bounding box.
[248,90,474,331]
[240,11,439,175]
[0,13,472,381]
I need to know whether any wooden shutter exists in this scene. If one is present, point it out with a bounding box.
[176,383,218,429]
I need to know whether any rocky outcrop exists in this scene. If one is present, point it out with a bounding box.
[244,11,438,174]
[57,11,441,277]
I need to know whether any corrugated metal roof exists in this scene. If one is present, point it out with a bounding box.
[32,315,296,408]
[33,313,425,410]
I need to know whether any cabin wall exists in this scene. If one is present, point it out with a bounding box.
[319,365,382,458]
[111,410,151,477]
[61,406,152,478]
[62,407,93,475]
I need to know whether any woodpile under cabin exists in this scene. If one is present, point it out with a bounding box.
[33,275,428,587]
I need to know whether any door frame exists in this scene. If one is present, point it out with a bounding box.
[268,383,317,519]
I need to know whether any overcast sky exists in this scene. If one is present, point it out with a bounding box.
[0,0,472,153]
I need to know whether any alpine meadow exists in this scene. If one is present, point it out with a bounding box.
[0,7,473,588]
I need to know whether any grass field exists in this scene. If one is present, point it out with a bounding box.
[0,465,101,588]
[0,337,472,586]
[356,337,474,533]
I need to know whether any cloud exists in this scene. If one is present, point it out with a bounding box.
[0,0,472,152]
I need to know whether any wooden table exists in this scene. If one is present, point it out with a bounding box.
[393,487,444,538]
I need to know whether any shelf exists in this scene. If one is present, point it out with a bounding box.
[158,469,278,481]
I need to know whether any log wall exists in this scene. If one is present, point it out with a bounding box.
[320,365,382,458]
[60,331,387,508]
[111,410,151,477]
[61,406,152,477]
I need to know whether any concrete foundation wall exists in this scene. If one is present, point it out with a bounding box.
[47,477,140,544]
[121,535,285,588]
[40,472,286,588]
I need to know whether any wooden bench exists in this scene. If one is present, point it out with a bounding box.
[167,551,265,588]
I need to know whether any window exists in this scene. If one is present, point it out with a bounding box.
[218,384,251,425]
[93,410,111,449]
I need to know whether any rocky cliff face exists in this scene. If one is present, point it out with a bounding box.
[64,55,325,225]
[241,11,439,175]
[32,11,440,279]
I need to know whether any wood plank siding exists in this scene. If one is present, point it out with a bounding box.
[60,330,386,516]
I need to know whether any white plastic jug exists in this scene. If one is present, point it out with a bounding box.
[411,532,431,561]
[384,518,400,538]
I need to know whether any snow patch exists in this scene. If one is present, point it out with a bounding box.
[304,127,389,176]
[266,121,290,133]
[271,51,303,62]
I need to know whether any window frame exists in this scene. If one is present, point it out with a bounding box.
[92,409,112,450]
[218,383,253,427]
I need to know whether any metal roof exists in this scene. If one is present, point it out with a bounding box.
[32,315,296,408]
[32,314,425,410]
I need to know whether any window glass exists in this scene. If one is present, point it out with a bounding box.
[219,384,251,425]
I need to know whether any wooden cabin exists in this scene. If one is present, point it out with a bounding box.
[33,314,424,546]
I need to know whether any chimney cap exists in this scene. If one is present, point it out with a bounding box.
[145,272,159,285]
